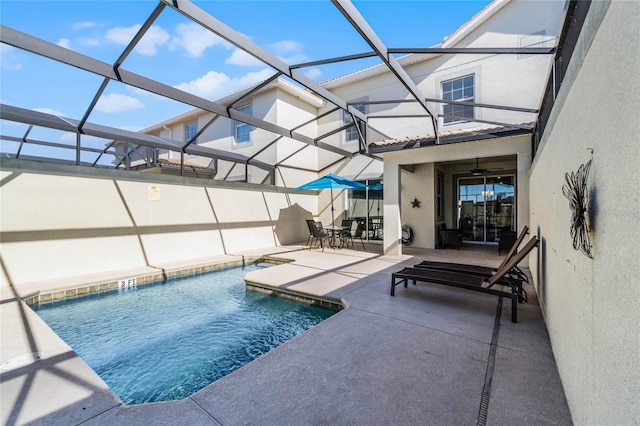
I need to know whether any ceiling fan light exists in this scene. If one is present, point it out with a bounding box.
[470,158,484,175]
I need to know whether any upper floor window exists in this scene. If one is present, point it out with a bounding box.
[185,121,198,144]
[442,74,474,124]
[343,103,366,142]
[234,104,252,144]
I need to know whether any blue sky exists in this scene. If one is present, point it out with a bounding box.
[0,0,492,159]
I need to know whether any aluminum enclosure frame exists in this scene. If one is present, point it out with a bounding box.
[0,0,557,182]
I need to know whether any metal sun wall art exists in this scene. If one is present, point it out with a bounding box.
[562,156,593,258]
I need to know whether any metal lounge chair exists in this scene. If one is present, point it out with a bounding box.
[390,236,539,323]
[414,226,530,284]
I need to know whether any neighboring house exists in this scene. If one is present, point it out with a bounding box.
[129,78,364,186]
[135,0,565,249]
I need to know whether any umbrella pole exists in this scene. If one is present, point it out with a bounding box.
[330,187,335,227]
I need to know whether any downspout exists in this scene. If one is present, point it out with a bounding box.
[162,124,173,159]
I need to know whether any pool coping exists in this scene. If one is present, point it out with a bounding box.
[245,281,344,312]
[19,258,255,306]
[18,254,344,313]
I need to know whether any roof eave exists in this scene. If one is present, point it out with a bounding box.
[442,0,511,48]
[140,77,324,133]
[369,126,532,154]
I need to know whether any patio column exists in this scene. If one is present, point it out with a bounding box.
[383,162,402,255]
[516,151,531,232]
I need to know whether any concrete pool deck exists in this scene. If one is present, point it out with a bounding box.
[1,244,572,425]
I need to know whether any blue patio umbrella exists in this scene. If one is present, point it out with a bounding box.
[295,173,367,226]
[368,182,383,220]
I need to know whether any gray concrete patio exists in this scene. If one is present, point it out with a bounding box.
[1,243,572,425]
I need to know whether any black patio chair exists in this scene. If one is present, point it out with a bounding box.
[340,219,365,250]
[305,219,316,247]
[350,219,367,250]
[498,227,517,255]
[307,220,328,251]
[439,223,462,249]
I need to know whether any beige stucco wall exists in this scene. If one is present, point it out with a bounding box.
[382,134,531,254]
[0,161,316,288]
[528,1,640,423]
[400,163,436,248]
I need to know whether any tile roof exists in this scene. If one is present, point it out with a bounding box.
[157,158,215,172]
[368,123,534,154]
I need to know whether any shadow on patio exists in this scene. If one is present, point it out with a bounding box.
[1,243,571,425]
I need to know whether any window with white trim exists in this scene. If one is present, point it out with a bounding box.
[234,104,252,144]
[343,103,366,142]
[185,121,198,144]
[442,74,474,124]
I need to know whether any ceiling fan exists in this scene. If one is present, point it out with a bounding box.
[467,158,508,176]
[470,158,488,176]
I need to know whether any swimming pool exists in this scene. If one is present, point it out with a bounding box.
[32,263,335,405]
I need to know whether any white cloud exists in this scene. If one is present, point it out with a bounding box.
[169,22,231,58]
[57,38,72,49]
[118,125,145,133]
[173,71,229,99]
[303,68,323,80]
[229,69,276,91]
[73,21,97,30]
[225,39,309,67]
[267,39,309,65]
[78,37,100,46]
[127,86,166,102]
[106,24,169,56]
[106,25,139,44]
[137,25,170,56]
[278,53,309,65]
[96,93,144,113]
[226,48,264,67]
[60,127,141,146]
[174,68,274,100]
[59,132,106,144]
[269,40,302,53]
[34,107,66,117]
[0,44,22,70]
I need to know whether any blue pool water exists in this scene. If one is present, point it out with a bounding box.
[33,263,334,405]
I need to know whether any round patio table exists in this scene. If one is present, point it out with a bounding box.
[323,225,348,249]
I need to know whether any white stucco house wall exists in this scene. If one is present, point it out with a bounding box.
[133,0,565,245]
[323,0,566,252]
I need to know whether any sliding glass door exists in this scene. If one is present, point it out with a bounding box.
[347,179,383,241]
[457,175,515,243]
